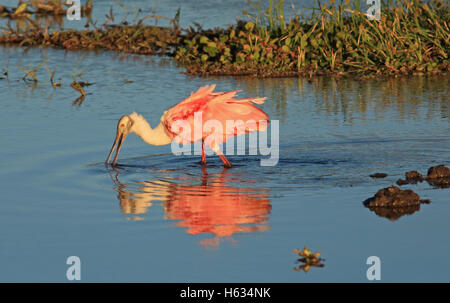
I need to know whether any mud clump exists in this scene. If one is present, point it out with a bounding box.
[426,165,450,188]
[363,186,421,207]
[370,173,388,178]
[396,170,424,186]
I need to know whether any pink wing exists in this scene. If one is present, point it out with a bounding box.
[162,84,269,145]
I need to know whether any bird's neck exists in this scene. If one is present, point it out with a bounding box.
[132,115,172,146]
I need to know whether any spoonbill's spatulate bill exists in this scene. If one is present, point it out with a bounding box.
[106,84,269,168]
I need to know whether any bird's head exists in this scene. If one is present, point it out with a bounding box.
[106,114,135,166]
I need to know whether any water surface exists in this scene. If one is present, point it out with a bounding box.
[0,2,449,283]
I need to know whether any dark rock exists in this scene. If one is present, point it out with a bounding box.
[427,165,450,179]
[396,178,409,186]
[370,173,388,178]
[396,170,424,185]
[426,165,450,188]
[363,186,421,207]
[405,171,423,182]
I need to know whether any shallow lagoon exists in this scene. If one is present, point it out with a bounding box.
[0,0,449,282]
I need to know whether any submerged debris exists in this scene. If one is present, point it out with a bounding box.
[293,247,325,273]
[370,173,388,179]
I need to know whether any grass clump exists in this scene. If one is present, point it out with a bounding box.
[176,0,449,77]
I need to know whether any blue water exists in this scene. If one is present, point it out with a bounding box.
[0,1,449,282]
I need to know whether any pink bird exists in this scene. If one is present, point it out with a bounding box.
[106,84,269,168]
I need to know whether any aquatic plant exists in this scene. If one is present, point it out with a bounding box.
[293,247,325,272]
[70,55,90,97]
[16,57,48,82]
[43,63,61,87]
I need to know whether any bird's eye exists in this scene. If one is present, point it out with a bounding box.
[120,124,125,127]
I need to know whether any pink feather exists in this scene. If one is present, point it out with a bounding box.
[162,85,269,145]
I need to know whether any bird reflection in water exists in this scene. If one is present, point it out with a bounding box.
[109,167,271,246]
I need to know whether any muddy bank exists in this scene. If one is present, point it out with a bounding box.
[0,25,181,55]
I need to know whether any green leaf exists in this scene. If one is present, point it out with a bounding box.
[300,36,308,49]
[282,45,290,52]
[245,21,255,31]
[14,3,27,14]
[204,46,218,57]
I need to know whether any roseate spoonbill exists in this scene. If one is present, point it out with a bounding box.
[106,84,269,168]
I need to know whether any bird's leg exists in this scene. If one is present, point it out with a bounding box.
[210,142,232,168]
[219,154,232,168]
[201,140,207,165]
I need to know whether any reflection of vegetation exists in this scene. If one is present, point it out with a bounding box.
[293,247,325,273]
[234,75,449,123]
[109,167,271,247]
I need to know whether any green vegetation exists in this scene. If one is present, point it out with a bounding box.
[176,0,449,76]
[0,0,448,77]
